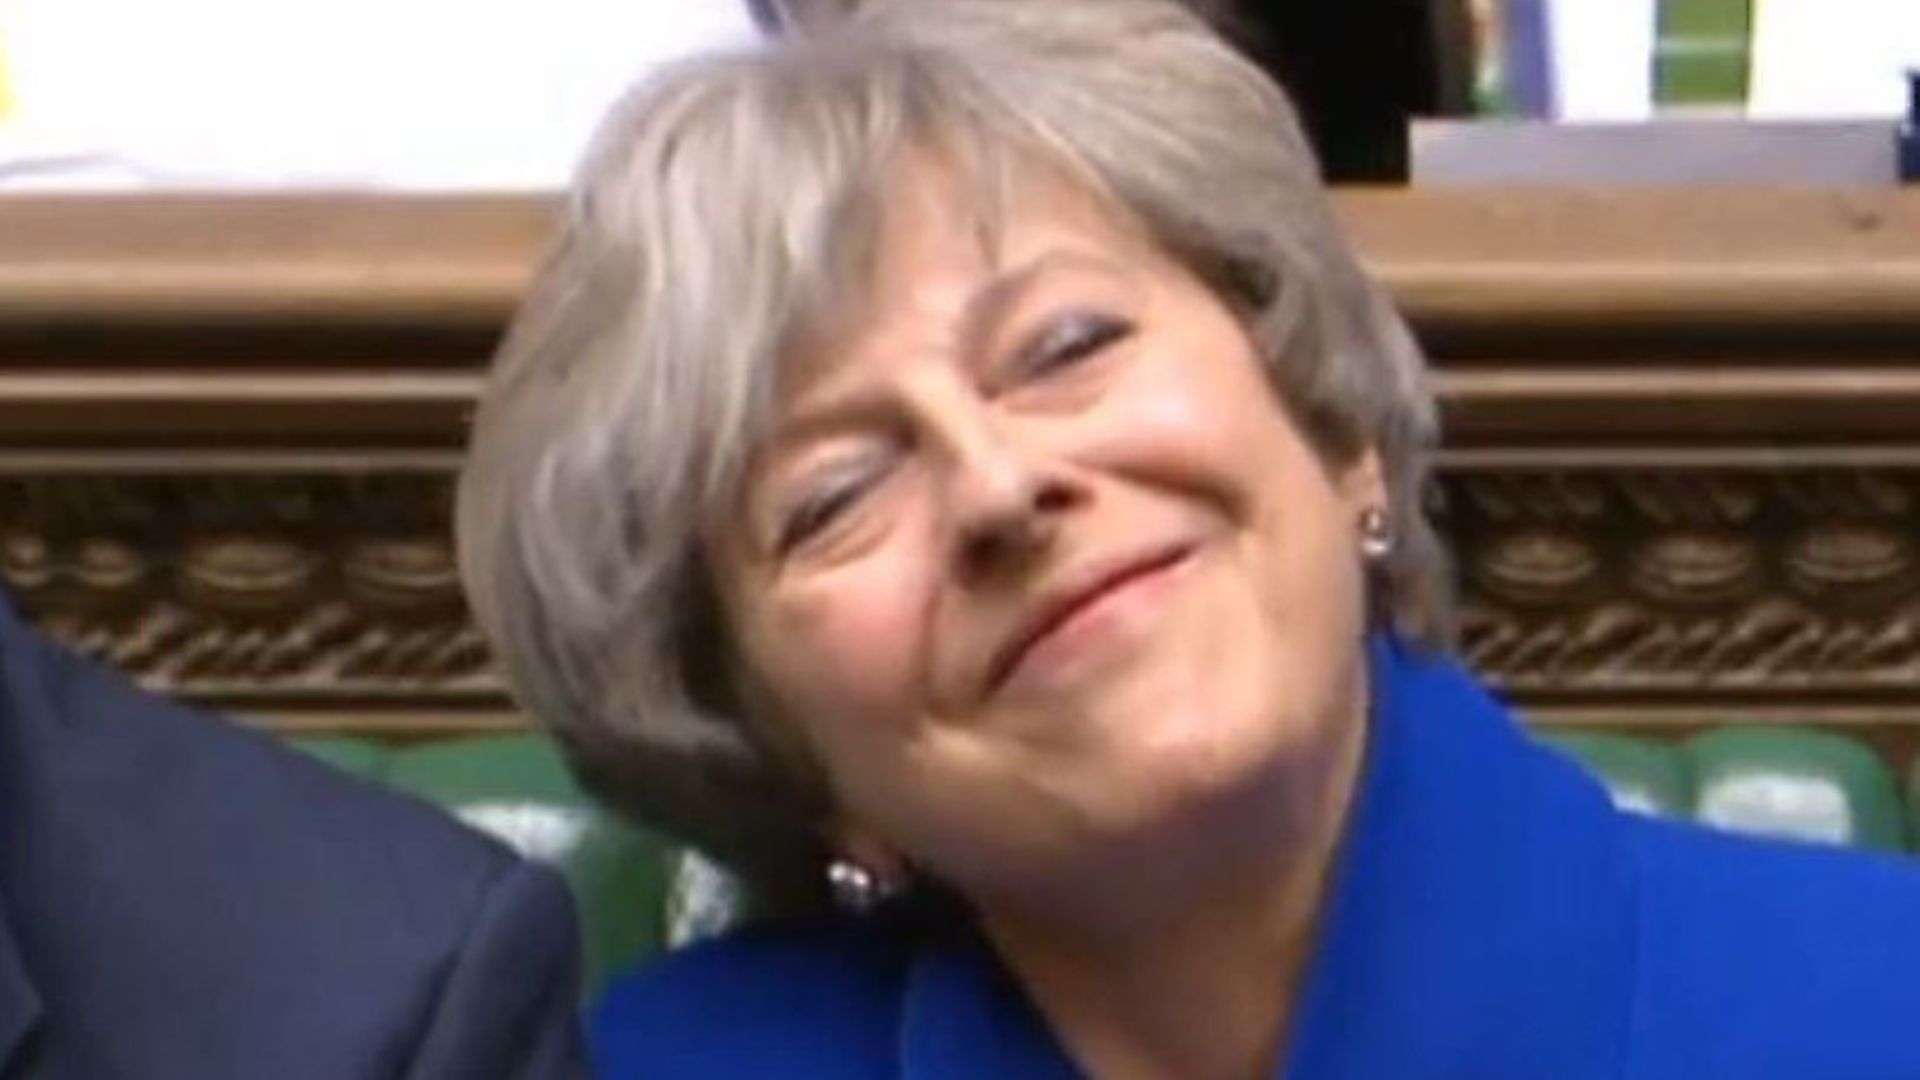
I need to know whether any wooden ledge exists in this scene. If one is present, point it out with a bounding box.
[1337,187,1920,336]
[3,188,1919,337]
[0,194,554,326]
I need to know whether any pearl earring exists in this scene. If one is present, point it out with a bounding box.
[1359,506,1394,562]
[826,858,889,914]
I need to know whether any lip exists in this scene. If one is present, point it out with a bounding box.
[985,541,1197,695]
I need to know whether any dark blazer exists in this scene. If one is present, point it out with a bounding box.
[593,637,1920,1079]
[0,595,585,1078]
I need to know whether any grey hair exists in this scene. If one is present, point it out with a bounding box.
[456,0,1447,898]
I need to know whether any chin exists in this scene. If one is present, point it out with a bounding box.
[1076,687,1293,832]
[1124,644,1361,825]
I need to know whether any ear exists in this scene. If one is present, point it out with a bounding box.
[1335,445,1388,515]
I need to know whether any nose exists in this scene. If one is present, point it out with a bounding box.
[941,414,1080,585]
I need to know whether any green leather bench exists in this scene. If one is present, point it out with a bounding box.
[1539,727,1909,851]
[291,725,1919,994]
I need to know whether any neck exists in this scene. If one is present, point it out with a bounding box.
[979,681,1371,1080]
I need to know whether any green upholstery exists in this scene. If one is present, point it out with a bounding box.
[1901,760,1920,849]
[284,723,1920,996]
[1546,727,1907,853]
[1539,732,1691,817]
[290,733,676,993]
[1685,728,1906,852]
[291,735,388,779]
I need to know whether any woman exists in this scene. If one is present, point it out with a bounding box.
[457,2,1920,1076]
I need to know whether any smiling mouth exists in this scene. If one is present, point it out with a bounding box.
[986,543,1196,694]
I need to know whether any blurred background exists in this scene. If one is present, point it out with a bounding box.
[2,0,1913,187]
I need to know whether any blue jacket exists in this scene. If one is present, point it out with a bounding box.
[0,594,587,1078]
[594,638,1920,1078]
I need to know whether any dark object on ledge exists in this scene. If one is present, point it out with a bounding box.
[1900,70,1920,182]
[760,0,1477,183]
[1200,0,1476,181]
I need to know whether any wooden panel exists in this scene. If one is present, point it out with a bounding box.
[0,195,549,327]
[7,189,1919,336]
[3,189,1918,758]
[1339,187,1920,339]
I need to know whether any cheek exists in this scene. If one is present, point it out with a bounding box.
[1240,429,1368,627]
[1085,359,1268,502]
[748,544,937,748]
[1138,389,1237,462]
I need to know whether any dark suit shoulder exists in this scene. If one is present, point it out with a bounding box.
[5,612,515,878]
[0,606,568,1076]
[592,915,910,1079]
[1623,817,1920,1078]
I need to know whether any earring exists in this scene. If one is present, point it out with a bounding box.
[1358,506,1393,562]
[826,858,888,914]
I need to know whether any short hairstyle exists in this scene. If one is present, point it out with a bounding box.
[457,0,1447,900]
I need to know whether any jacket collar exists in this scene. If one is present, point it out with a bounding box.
[897,637,1639,1079]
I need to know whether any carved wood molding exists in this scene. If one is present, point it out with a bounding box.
[1445,458,1920,699]
[0,462,504,728]
[4,189,1919,739]
[8,457,1920,730]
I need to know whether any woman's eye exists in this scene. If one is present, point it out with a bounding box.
[775,467,875,554]
[1015,311,1133,380]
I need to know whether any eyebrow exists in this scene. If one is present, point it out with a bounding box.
[767,248,1112,449]
[953,249,1067,361]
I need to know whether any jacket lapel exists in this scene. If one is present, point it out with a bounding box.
[1279,637,1638,1078]
[898,924,1080,1080]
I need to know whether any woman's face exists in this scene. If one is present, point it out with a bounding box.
[709,160,1384,912]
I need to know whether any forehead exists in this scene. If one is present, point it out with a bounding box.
[774,150,1155,397]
